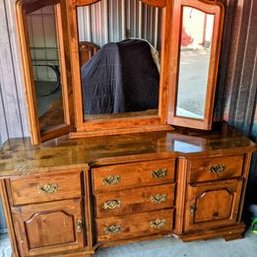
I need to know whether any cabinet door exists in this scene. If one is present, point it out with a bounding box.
[184,180,243,232]
[12,199,85,257]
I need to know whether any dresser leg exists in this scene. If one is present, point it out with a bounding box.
[223,233,243,241]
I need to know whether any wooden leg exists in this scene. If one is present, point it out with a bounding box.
[224,233,243,241]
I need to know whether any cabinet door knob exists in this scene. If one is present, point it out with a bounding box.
[76,219,83,233]
[104,199,122,210]
[151,194,167,204]
[190,204,197,214]
[38,183,58,195]
[150,219,166,229]
[209,164,225,174]
[152,168,168,179]
[104,225,122,235]
[103,175,121,185]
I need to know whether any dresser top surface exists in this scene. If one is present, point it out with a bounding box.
[0,123,256,177]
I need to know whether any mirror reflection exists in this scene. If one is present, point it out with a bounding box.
[77,0,162,120]
[25,5,65,132]
[176,7,214,119]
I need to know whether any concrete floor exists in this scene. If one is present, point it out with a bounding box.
[1,230,257,257]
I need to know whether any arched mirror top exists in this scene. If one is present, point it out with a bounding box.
[181,0,225,14]
[72,0,167,8]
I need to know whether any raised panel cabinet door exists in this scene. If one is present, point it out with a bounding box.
[184,180,243,232]
[12,199,85,257]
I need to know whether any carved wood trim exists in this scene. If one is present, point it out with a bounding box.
[72,0,167,8]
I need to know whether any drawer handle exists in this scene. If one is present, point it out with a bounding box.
[104,199,122,210]
[150,219,166,229]
[103,175,121,185]
[104,225,122,235]
[76,219,83,233]
[151,194,167,204]
[38,183,58,195]
[152,168,168,179]
[209,164,225,174]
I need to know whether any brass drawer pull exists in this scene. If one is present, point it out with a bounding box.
[150,219,166,229]
[76,219,83,233]
[38,183,58,195]
[104,199,121,210]
[151,194,167,204]
[152,168,168,179]
[209,164,225,174]
[104,225,122,235]
[103,175,121,185]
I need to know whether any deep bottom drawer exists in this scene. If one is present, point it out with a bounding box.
[96,209,174,242]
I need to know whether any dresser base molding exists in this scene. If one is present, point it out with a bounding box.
[11,248,95,257]
[179,223,246,242]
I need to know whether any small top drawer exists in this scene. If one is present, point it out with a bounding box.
[9,171,82,205]
[92,159,175,192]
[188,155,244,183]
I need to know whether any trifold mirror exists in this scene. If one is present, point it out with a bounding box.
[16,0,224,144]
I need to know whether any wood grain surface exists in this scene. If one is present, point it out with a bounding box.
[94,184,175,217]
[0,124,255,178]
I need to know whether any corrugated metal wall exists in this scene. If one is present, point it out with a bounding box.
[0,0,30,145]
[0,0,30,230]
[77,0,162,49]
[215,0,257,216]
[1,0,257,228]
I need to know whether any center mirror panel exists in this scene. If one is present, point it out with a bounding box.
[76,0,162,121]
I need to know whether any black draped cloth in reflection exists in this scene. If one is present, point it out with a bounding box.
[81,39,159,115]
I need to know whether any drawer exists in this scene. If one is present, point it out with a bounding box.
[92,159,175,192]
[96,209,174,242]
[188,155,244,183]
[9,172,82,205]
[94,184,175,217]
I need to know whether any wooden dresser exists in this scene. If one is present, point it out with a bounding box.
[0,124,255,257]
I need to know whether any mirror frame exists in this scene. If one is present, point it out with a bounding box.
[16,0,74,145]
[67,0,173,138]
[167,0,225,130]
